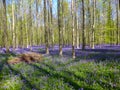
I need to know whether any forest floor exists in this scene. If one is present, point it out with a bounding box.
[0,45,120,90]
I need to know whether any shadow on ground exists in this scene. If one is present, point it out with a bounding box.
[29,63,93,90]
[0,53,38,90]
[0,50,120,90]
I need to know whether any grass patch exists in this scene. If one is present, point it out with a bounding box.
[0,54,120,90]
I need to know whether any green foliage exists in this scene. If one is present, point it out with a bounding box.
[0,55,120,90]
[0,0,119,47]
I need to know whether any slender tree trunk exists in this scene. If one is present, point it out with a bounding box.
[2,0,9,52]
[102,0,107,45]
[25,13,29,48]
[91,0,96,49]
[19,0,23,48]
[62,0,64,47]
[20,17,23,48]
[116,0,119,45]
[12,0,16,49]
[75,0,79,49]
[15,1,19,48]
[47,0,50,44]
[44,0,49,54]
[82,0,85,50]
[49,0,54,49]
[29,1,33,50]
[0,4,3,47]
[35,0,39,45]
[87,0,91,47]
[58,0,63,56]
[71,0,75,59]
[108,0,112,45]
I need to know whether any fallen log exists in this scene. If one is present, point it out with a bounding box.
[8,52,43,64]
